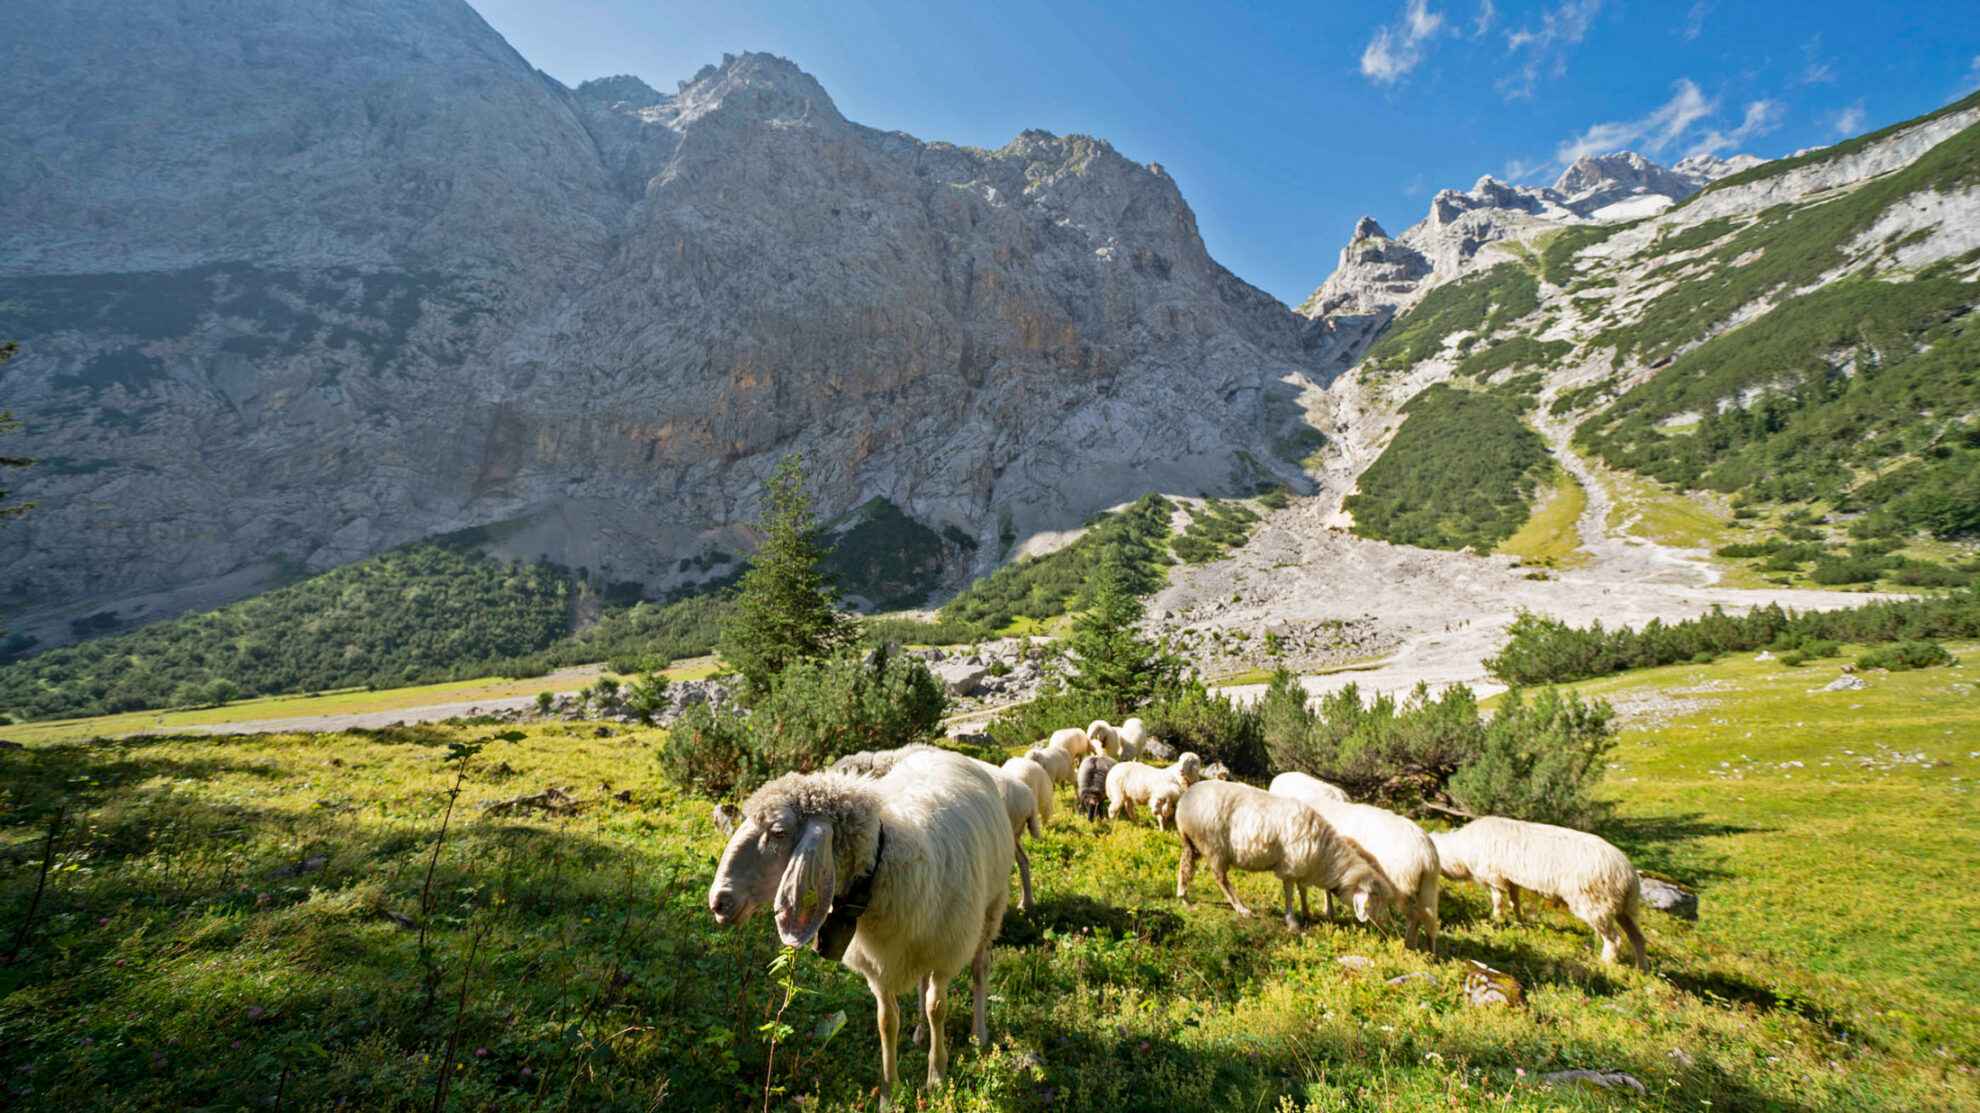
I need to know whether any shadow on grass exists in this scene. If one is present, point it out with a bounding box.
[1000,894,1186,948]
[1600,810,1768,884]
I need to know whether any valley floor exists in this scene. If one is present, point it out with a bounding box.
[0,647,1973,1111]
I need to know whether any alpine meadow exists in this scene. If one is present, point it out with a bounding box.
[3,1,1978,1111]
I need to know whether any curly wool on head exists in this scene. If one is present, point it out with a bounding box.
[742,770,886,882]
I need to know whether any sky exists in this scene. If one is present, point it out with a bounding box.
[471,0,1980,307]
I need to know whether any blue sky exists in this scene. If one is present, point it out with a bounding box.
[471,0,1980,307]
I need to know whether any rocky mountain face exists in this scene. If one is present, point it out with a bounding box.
[1295,152,1757,375]
[1298,93,1980,525]
[0,0,1319,648]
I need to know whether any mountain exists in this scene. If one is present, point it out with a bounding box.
[1298,91,1980,564]
[0,0,1319,651]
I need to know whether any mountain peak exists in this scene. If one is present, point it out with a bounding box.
[673,51,842,124]
[1353,216,1388,240]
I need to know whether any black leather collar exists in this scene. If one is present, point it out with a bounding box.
[813,825,884,962]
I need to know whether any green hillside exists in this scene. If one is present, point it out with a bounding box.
[1346,383,1552,551]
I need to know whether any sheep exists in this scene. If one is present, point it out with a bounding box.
[1085,719,1122,759]
[708,748,1014,1096]
[1001,757,1055,829]
[1076,753,1115,821]
[1269,773,1440,952]
[1047,727,1091,761]
[1117,717,1149,761]
[830,742,941,779]
[969,759,1043,911]
[1174,780,1398,930]
[1429,816,1647,969]
[1104,753,1203,829]
[1268,770,1347,805]
[1024,745,1074,787]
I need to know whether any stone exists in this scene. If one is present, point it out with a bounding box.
[1462,960,1523,1007]
[1335,955,1374,970]
[1638,873,1699,920]
[1142,739,1177,761]
[1386,972,1439,987]
[1818,674,1870,692]
[935,662,988,696]
[1755,650,1775,661]
[0,11,1319,642]
[1667,1048,1696,1069]
[1541,1070,1646,1096]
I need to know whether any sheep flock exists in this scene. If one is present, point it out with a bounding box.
[708,715,1661,1099]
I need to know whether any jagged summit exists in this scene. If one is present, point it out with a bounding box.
[1352,216,1388,240]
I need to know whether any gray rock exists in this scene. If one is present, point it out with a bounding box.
[1142,739,1177,761]
[1819,674,1870,692]
[1386,972,1439,987]
[1638,873,1698,920]
[1541,1070,1646,1096]
[935,662,988,696]
[1335,955,1374,970]
[0,8,1318,641]
[1462,960,1523,1008]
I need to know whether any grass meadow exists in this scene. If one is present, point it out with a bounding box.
[0,648,1975,1111]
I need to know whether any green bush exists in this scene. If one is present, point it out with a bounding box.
[1856,641,1956,671]
[942,493,1174,632]
[1447,687,1618,829]
[1143,677,1268,778]
[657,652,946,799]
[1780,651,1807,666]
[986,685,1131,753]
[1345,383,1552,552]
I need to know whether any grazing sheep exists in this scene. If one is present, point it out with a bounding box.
[1105,760,1192,829]
[708,749,1014,1095]
[1076,754,1116,821]
[1269,774,1440,952]
[1268,770,1347,804]
[1085,720,1122,759]
[1174,780,1397,930]
[830,742,941,779]
[969,759,1044,911]
[1172,751,1204,786]
[1117,717,1150,761]
[1430,816,1647,969]
[1024,746,1074,787]
[1047,727,1091,761]
[1001,757,1055,829]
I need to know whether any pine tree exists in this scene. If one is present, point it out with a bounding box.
[1065,551,1180,716]
[718,452,857,701]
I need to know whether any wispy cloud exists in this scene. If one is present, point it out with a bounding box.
[1403,172,1429,197]
[1503,156,1549,183]
[1678,1,1711,42]
[1798,35,1835,85]
[1960,55,1980,98]
[1686,99,1786,158]
[1828,101,1868,137]
[1499,0,1604,98]
[1554,78,1717,165]
[1472,0,1496,39]
[1361,0,1450,86]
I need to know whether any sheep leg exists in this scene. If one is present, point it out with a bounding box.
[1619,911,1648,970]
[1488,886,1509,921]
[911,974,930,1047]
[970,937,991,1047]
[1403,906,1420,951]
[1016,839,1033,906]
[921,972,950,1089]
[1281,879,1301,930]
[1176,835,1197,902]
[1323,890,1336,919]
[1510,886,1527,923]
[876,989,901,1100]
[1212,865,1253,918]
[1298,884,1312,921]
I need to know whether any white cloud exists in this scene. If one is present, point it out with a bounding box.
[1686,99,1786,158]
[1828,101,1868,137]
[1472,0,1496,38]
[1799,35,1835,85]
[1679,1,1711,42]
[1553,79,1717,165]
[1403,172,1428,197]
[1360,0,1450,86]
[1961,55,1980,97]
[1499,0,1604,98]
[1502,156,1548,183]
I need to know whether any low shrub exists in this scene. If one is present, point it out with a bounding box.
[1856,641,1957,671]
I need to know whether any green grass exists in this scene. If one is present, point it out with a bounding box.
[1347,384,1553,552]
[3,655,1977,1110]
[1362,264,1542,370]
[1493,470,1590,567]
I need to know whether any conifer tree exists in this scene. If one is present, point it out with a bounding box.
[1065,551,1180,716]
[718,452,857,701]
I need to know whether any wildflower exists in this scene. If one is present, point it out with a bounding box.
[475,1048,488,1059]
[230,1041,242,1050]
[248,1007,265,1020]
[97,917,110,927]
[168,1037,179,1045]
[78,1039,92,1048]
[1515,1068,1526,1077]
[115,959,126,967]
[521,1068,533,1077]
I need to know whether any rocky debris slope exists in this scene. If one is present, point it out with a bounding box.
[0,0,1320,647]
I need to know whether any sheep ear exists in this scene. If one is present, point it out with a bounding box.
[775,819,835,947]
[1351,889,1374,923]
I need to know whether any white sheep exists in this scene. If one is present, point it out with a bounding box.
[1001,757,1055,829]
[1174,780,1397,930]
[1047,727,1091,761]
[1085,719,1122,759]
[709,749,1013,1095]
[1104,753,1203,829]
[1269,774,1440,952]
[972,759,1043,911]
[1116,717,1150,761]
[1024,745,1074,787]
[1430,816,1647,968]
[1268,770,1347,804]
[1075,753,1115,822]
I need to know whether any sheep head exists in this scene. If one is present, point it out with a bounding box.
[707,772,880,949]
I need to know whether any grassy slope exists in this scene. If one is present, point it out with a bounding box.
[2,655,1976,1110]
[1494,470,1590,567]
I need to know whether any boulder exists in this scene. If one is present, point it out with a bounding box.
[1541,1070,1646,1096]
[1387,972,1439,987]
[1462,960,1523,1007]
[1638,873,1698,920]
[1817,674,1869,692]
[935,661,988,696]
[1335,955,1374,970]
[1143,738,1177,761]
